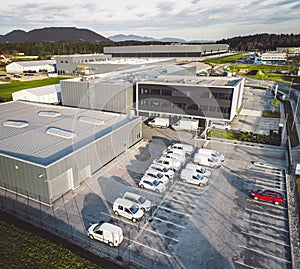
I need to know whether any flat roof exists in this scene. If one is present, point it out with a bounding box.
[139,75,244,87]
[0,101,136,166]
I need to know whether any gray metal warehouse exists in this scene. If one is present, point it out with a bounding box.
[103,44,229,57]
[0,101,142,205]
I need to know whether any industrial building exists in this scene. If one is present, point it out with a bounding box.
[253,52,287,65]
[60,63,196,114]
[55,54,175,75]
[103,44,229,58]
[136,76,244,122]
[0,101,142,205]
[6,60,56,74]
[12,84,61,104]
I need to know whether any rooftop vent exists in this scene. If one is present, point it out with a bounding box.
[46,127,75,139]
[4,120,29,128]
[38,111,61,117]
[78,116,104,125]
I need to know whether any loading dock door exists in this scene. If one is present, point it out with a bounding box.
[50,169,73,202]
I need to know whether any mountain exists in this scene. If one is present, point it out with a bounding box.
[0,27,111,43]
[109,34,186,43]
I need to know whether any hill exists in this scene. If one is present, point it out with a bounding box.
[217,33,300,51]
[0,27,111,43]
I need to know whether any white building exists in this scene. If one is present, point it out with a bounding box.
[6,60,56,74]
[12,84,61,104]
[254,52,287,65]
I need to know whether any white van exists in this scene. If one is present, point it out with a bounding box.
[113,198,144,222]
[194,153,221,168]
[180,169,209,186]
[168,143,194,155]
[185,163,211,177]
[148,118,169,128]
[87,221,123,247]
[162,148,185,157]
[123,192,152,212]
[163,152,185,165]
[209,121,231,131]
[153,156,181,171]
[197,148,224,162]
[149,163,175,179]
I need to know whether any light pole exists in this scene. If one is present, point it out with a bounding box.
[292,95,300,130]
[288,78,294,99]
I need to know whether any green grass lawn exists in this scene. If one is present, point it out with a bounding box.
[0,219,103,269]
[0,76,72,101]
[262,110,280,118]
[207,129,239,140]
[203,53,249,65]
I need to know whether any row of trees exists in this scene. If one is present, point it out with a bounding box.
[217,33,300,51]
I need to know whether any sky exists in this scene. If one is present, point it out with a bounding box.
[0,0,299,41]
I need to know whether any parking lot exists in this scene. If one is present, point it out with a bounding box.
[41,123,290,269]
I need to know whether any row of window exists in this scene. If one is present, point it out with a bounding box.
[139,88,232,100]
[139,100,230,114]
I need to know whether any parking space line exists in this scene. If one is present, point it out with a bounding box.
[245,208,287,221]
[64,199,69,204]
[125,238,172,257]
[99,211,179,242]
[248,176,285,186]
[251,169,283,176]
[151,216,186,229]
[245,219,289,233]
[168,197,197,208]
[246,199,288,211]
[171,188,203,199]
[54,207,59,212]
[241,230,290,247]
[238,245,291,264]
[234,261,257,269]
[250,183,285,192]
[160,206,191,217]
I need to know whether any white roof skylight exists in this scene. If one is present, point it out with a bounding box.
[38,111,61,117]
[3,120,29,128]
[78,116,104,125]
[46,127,75,139]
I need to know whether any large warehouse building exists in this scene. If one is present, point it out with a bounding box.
[103,44,229,58]
[0,101,142,205]
[6,60,56,74]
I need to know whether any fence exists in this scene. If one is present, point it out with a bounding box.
[0,185,180,269]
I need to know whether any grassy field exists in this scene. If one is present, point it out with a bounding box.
[207,129,239,140]
[203,53,249,65]
[0,76,71,101]
[262,110,281,118]
[0,219,103,269]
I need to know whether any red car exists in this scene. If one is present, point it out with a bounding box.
[250,189,284,205]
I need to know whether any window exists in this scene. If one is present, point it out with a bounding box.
[78,116,104,125]
[38,111,61,117]
[188,104,198,111]
[3,120,29,128]
[150,88,160,95]
[118,205,123,210]
[162,89,172,96]
[46,128,75,139]
[201,92,210,98]
[172,91,186,97]
[140,88,149,94]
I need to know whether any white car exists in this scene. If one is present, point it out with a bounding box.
[143,169,169,184]
[138,177,166,193]
[153,157,181,171]
[162,152,185,164]
[168,143,194,155]
[149,163,175,178]
[185,163,211,177]
[209,121,231,131]
[180,169,209,186]
[123,192,152,212]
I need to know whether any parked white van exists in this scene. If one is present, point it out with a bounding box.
[209,121,231,131]
[168,143,194,155]
[194,153,221,168]
[162,148,185,157]
[87,221,123,247]
[148,118,169,128]
[113,198,144,222]
[185,163,211,177]
[180,169,209,186]
[197,148,224,162]
[149,163,175,179]
[123,192,151,212]
[153,156,181,171]
[163,152,185,165]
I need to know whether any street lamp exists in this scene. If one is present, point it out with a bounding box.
[288,78,294,98]
[292,95,300,130]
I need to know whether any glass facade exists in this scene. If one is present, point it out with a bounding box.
[137,83,233,119]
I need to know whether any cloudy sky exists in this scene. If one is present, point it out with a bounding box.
[1,0,299,41]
